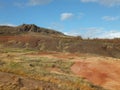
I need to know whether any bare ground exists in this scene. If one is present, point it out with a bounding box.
[71,57,120,90]
[0,48,119,90]
[0,72,61,90]
[26,52,120,90]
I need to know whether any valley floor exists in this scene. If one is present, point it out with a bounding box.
[0,47,120,90]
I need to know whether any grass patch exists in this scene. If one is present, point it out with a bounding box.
[0,48,105,90]
[19,56,73,74]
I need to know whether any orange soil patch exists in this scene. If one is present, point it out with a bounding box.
[71,59,120,90]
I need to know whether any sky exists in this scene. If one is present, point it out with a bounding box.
[0,0,120,38]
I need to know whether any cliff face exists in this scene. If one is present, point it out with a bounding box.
[0,24,120,58]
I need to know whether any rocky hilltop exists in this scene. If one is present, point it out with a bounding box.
[0,24,64,36]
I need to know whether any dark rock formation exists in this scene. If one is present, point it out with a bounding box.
[0,24,64,36]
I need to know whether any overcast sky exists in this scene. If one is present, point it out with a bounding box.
[0,0,120,38]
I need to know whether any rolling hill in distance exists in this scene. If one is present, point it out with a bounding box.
[0,24,120,58]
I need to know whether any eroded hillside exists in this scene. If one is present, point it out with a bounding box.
[0,24,120,58]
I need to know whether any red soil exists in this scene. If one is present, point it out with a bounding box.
[71,59,120,90]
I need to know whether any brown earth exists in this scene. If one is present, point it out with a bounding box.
[0,72,62,90]
[24,52,120,90]
[0,50,105,90]
[71,57,120,90]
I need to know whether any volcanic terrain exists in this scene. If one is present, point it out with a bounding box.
[0,24,120,90]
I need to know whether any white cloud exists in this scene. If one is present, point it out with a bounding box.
[80,27,104,38]
[81,27,120,39]
[102,16,119,21]
[81,0,97,3]
[99,31,120,39]
[64,32,80,36]
[64,27,120,39]
[81,0,120,7]
[61,13,74,21]
[28,0,53,6]
[14,0,53,7]
[0,23,16,27]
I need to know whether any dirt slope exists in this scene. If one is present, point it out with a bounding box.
[71,57,120,90]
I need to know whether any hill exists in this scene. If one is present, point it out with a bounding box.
[0,24,64,36]
[0,24,120,58]
[0,24,120,90]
